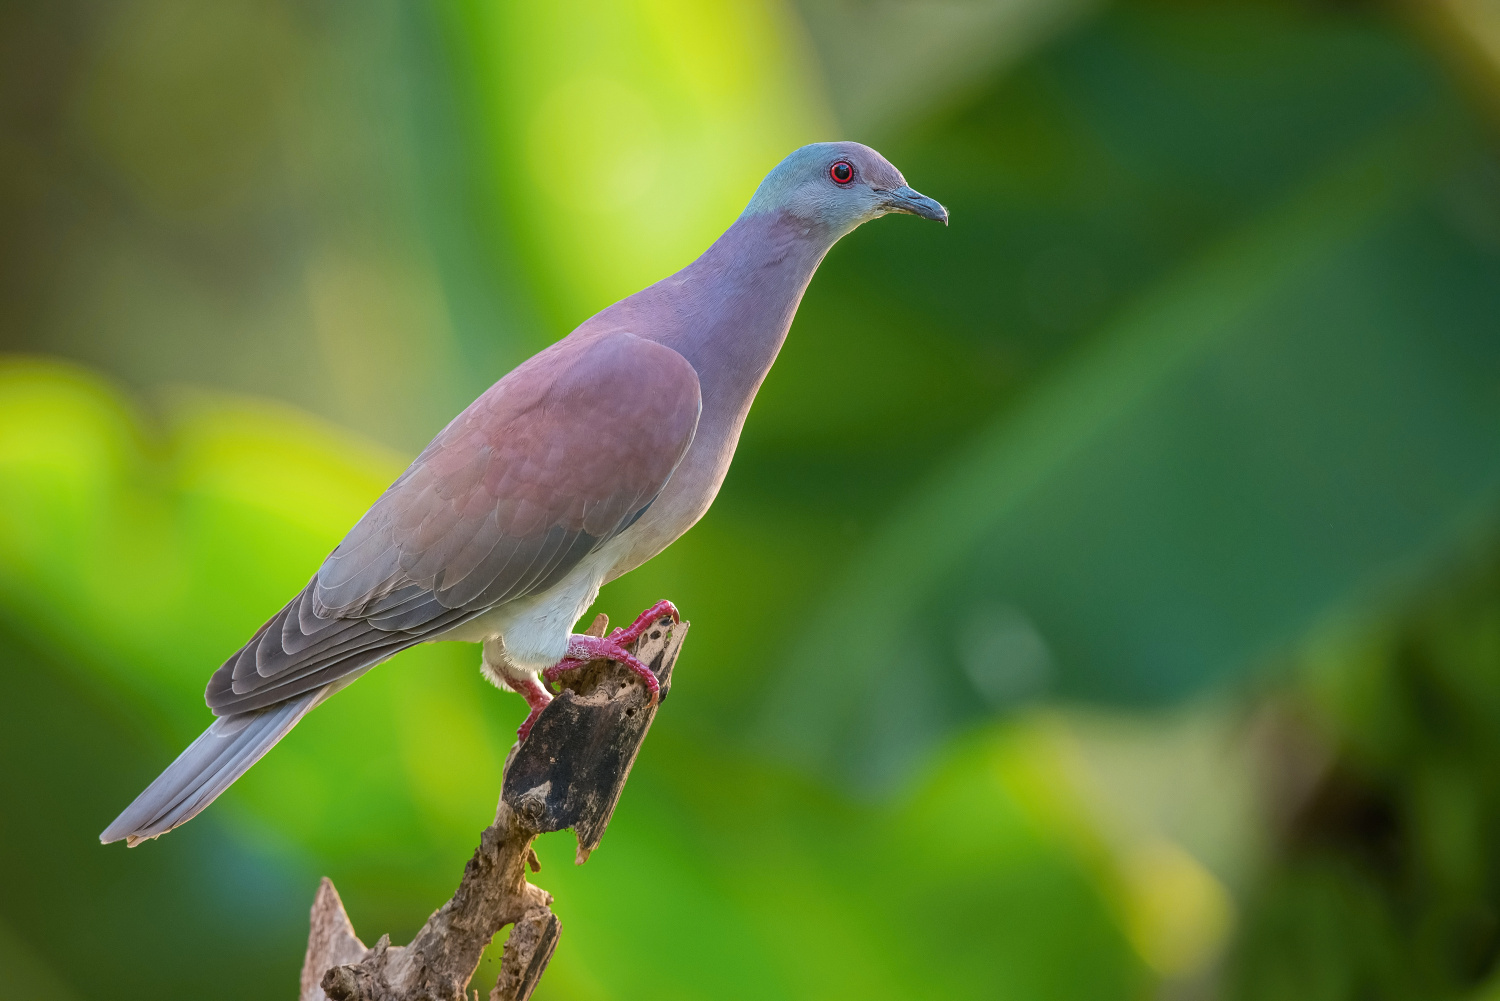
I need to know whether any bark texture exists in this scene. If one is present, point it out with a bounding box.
[299,610,687,1001]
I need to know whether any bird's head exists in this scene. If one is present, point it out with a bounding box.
[744,141,948,237]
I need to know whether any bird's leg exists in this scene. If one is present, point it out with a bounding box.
[483,637,555,743]
[513,676,553,743]
[542,600,681,698]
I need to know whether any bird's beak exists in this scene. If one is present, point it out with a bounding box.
[879,185,949,225]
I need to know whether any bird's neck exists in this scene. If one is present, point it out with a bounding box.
[621,210,834,416]
[570,210,835,556]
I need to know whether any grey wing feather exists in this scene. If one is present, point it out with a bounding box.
[100,686,329,845]
[205,581,477,714]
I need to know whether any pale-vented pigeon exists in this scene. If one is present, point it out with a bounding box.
[102,142,947,846]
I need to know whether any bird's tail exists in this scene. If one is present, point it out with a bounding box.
[100,686,328,846]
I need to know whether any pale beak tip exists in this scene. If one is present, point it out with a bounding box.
[884,185,949,225]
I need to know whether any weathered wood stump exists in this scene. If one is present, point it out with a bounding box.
[299,609,688,1001]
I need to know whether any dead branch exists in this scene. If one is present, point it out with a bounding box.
[299,609,688,1001]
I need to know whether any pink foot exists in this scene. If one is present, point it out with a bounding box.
[609,599,679,647]
[542,600,681,697]
[513,676,553,743]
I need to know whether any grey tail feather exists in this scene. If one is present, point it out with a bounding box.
[100,686,327,847]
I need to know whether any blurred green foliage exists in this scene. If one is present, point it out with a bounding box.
[1229,542,1500,998]
[2,0,1500,999]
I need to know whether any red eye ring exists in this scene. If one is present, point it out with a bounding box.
[830,160,854,185]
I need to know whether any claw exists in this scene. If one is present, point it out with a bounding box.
[608,599,680,647]
[562,634,661,699]
[543,656,587,686]
[538,601,678,702]
[525,603,672,729]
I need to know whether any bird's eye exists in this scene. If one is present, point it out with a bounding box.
[830,161,854,185]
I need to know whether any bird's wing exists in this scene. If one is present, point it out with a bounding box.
[205,330,702,715]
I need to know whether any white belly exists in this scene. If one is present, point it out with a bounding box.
[428,533,628,672]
